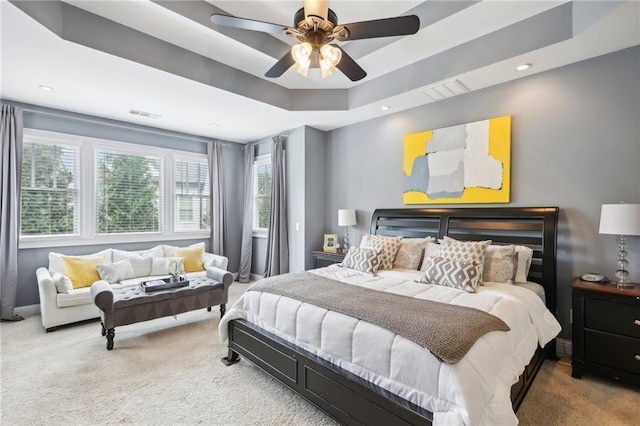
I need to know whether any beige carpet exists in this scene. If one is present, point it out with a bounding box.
[1,282,637,425]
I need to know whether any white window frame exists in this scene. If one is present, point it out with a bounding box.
[252,154,271,238]
[173,156,210,233]
[19,128,210,249]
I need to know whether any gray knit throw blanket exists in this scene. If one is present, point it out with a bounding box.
[249,272,510,364]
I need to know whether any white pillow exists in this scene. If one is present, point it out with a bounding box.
[514,245,534,283]
[162,242,205,258]
[112,249,153,277]
[52,272,73,294]
[150,257,185,276]
[97,260,136,283]
[48,249,112,274]
[136,245,164,258]
[419,241,442,272]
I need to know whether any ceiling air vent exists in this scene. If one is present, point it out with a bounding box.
[422,79,469,102]
[129,109,161,119]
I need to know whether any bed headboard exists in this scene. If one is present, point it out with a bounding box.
[370,207,559,315]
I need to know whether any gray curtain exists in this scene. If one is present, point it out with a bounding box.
[237,144,254,282]
[264,135,289,277]
[208,142,226,256]
[1,104,24,321]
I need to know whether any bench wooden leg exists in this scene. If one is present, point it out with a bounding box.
[220,304,226,318]
[106,328,115,350]
[101,322,106,336]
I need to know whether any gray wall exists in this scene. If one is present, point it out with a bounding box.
[11,103,244,308]
[324,46,640,339]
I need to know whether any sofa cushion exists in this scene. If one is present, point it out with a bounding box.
[112,249,153,277]
[97,260,136,283]
[49,249,112,275]
[63,256,107,289]
[136,245,164,258]
[174,245,205,272]
[56,287,93,307]
[163,242,205,257]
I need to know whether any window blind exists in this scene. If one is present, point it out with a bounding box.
[253,158,272,231]
[175,159,210,231]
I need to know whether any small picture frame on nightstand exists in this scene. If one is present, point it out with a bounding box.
[323,234,338,253]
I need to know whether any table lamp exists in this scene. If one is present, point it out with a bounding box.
[338,209,357,251]
[599,203,640,287]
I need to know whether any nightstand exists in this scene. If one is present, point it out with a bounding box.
[571,277,640,386]
[312,250,346,268]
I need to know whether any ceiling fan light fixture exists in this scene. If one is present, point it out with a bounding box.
[293,59,311,77]
[320,44,341,65]
[292,42,313,64]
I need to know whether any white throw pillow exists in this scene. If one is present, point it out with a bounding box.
[136,245,164,259]
[483,245,517,283]
[162,242,205,258]
[97,260,136,283]
[112,249,153,277]
[52,272,73,294]
[514,245,534,283]
[48,249,112,275]
[150,257,185,276]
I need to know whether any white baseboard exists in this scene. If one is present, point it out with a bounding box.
[14,304,40,318]
[556,338,572,359]
[250,273,264,281]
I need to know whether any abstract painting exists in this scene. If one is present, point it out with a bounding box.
[403,116,511,204]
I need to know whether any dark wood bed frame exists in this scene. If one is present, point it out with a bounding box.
[222,207,559,425]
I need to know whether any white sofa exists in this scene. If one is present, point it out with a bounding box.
[36,243,228,331]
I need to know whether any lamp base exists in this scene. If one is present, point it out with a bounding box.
[614,281,635,289]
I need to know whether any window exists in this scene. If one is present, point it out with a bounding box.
[95,150,162,234]
[20,138,79,237]
[253,154,271,234]
[19,128,211,248]
[175,159,210,232]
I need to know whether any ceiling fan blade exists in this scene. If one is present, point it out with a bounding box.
[265,52,296,78]
[337,15,420,41]
[335,47,367,82]
[211,13,288,35]
[304,0,329,20]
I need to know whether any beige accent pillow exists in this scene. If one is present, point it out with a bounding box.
[52,272,73,294]
[360,234,403,270]
[437,239,492,283]
[62,256,106,289]
[393,237,435,270]
[483,245,517,283]
[174,245,205,272]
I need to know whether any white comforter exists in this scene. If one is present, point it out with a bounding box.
[220,266,561,425]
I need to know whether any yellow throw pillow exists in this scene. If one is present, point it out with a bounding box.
[62,256,105,289]
[174,246,205,272]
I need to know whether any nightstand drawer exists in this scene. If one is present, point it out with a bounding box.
[584,330,640,375]
[584,298,640,339]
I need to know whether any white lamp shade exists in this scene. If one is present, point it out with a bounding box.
[338,209,357,227]
[599,204,640,236]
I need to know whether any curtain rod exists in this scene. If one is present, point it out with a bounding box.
[18,106,231,147]
[247,133,288,147]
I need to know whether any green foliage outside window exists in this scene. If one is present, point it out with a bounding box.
[20,143,77,235]
[97,152,160,233]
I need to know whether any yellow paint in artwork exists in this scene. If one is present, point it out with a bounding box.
[403,115,511,205]
[403,130,432,176]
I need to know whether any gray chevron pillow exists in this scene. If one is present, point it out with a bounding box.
[340,247,381,274]
[420,256,481,293]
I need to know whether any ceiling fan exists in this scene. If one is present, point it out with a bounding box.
[210,0,420,82]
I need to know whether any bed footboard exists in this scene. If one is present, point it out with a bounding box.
[223,319,434,426]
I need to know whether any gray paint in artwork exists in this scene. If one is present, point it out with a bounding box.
[404,156,430,193]
[427,160,465,198]
[428,126,467,152]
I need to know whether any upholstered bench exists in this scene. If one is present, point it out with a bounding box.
[90,267,233,350]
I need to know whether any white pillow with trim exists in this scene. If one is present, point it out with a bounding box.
[97,260,136,283]
[48,249,112,275]
[150,257,185,276]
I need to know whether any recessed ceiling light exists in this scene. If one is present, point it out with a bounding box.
[516,63,532,71]
[38,85,54,92]
[381,106,391,111]
[210,123,219,128]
